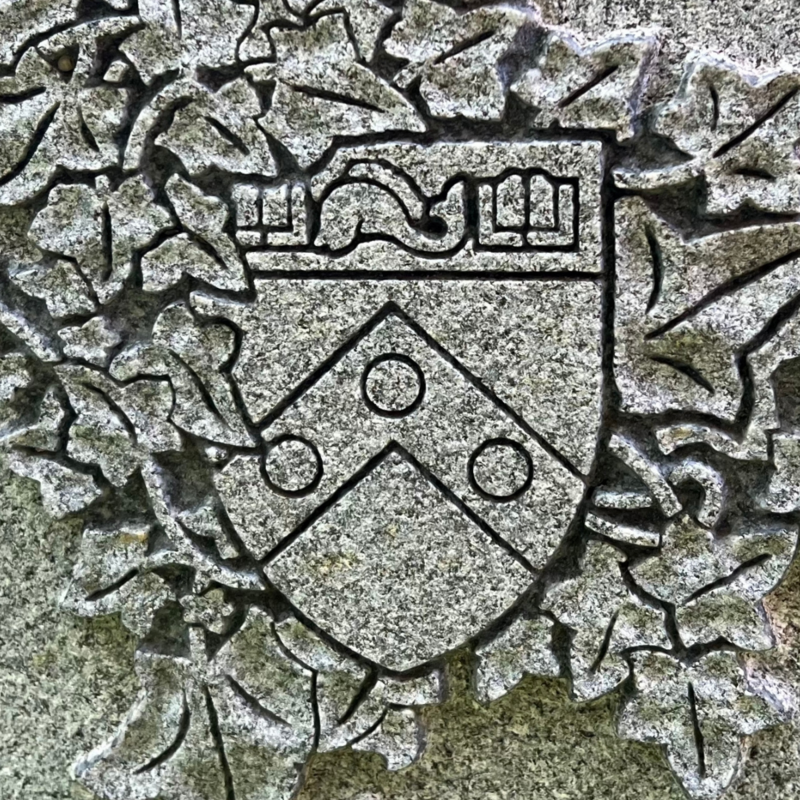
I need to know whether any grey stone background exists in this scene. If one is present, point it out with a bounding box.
[2,2,800,798]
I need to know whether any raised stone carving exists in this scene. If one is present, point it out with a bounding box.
[0,2,799,799]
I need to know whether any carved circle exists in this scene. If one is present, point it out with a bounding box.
[361,353,426,418]
[263,434,323,497]
[468,438,534,502]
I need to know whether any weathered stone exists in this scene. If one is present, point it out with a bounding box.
[2,2,800,800]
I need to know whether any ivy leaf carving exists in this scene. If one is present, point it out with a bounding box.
[4,383,65,452]
[614,197,800,452]
[511,29,658,138]
[542,540,669,700]
[386,0,530,120]
[62,523,174,637]
[123,0,276,177]
[121,0,253,82]
[29,176,172,305]
[140,177,247,293]
[11,259,96,320]
[7,450,101,517]
[59,316,121,367]
[0,20,134,204]
[78,609,431,799]
[631,514,797,650]
[241,0,393,62]
[277,617,439,767]
[154,79,277,179]
[250,13,424,167]
[55,364,180,487]
[474,615,559,703]
[0,2,80,68]
[76,615,316,800]
[616,54,800,214]
[110,303,250,447]
[619,651,781,799]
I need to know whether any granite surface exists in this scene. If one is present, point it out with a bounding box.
[2,1,800,798]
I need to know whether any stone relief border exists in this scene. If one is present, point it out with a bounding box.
[0,1,800,799]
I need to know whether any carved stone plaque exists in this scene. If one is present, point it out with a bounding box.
[2,2,800,800]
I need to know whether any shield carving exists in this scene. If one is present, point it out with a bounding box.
[2,3,799,800]
[210,139,605,671]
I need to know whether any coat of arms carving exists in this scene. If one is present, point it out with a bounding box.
[1,2,799,799]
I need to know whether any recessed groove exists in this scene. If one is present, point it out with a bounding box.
[709,84,720,132]
[77,106,100,153]
[648,355,715,394]
[0,102,59,187]
[84,568,139,602]
[134,690,191,774]
[80,381,139,444]
[250,269,602,281]
[0,86,46,104]
[685,553,772,604]
[713,88,799,158]
[100,203,113,282]
[433,30,497,65]
[588,611,618,674]
[558,66,619,110]
[204,686,236,800]
[287,83,384,112]
[204,115,250,155]
[225,675,291,728]
[645,225,664,313]
[687,682,707,779]
[732,167,776,181]
[171,0,182,39]
[338,671,379,725]
[171,353,227,424]
[645,247,800,340]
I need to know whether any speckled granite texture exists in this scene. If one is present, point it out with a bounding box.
[2,1,800,799]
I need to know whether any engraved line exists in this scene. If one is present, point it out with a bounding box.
[684,553,772,604]
[203,116,250,155]
[398,443,539,574]
[645,225,663,313]
[310,671,322,751]
[0,103,59,188]
[392,305,585,478]
[558,66,619,109]
[225,675,292,728]
[261,442,401,565]
[588,610,618,674]
[709,85,720,132]
[80,382,139,445]
[687,682,707,779]
[648,355,715,394]
[84,568,139,602]
[171,0,182,39]
[337,671,379,726]
[204,686,236,800]
[256,300,583,477]
[0,86,46,103]
[250,269,602,281]
[262,440,538,576]
[346,709,386,747]
[288,83,384,113]
[713,87,799,158]
[645,247,800,340]
[433,30,497,65]
[134,689,191,774]
[257,301,397,429]
[77,105,100,153]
